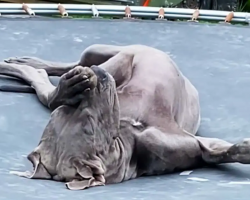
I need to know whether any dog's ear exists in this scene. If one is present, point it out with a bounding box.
[65,177,105,190]
[65,159,105,190]
[10,152,51,179]
[66,178,95,190]
[73,160,92,179]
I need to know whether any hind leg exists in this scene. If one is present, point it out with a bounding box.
[134,127,203,176]
[136,127,250,176]
[196,136,250,164]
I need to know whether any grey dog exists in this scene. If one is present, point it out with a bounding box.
[0,44,249,190]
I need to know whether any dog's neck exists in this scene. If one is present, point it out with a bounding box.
[98,117,140,183]
[73,89,140,182]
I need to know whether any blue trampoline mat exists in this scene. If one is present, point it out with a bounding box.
[0,17,250,200]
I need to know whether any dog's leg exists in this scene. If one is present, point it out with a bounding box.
[95,52,134,88]
[48,66,99,110]
[0,63,98,110]
[4,56,77,77]
[196,136,250,164]
[4,44,124,76]
[0,62,55,108]
[1,45,134,109]
[48,51,134,110]
[133,126,204,176]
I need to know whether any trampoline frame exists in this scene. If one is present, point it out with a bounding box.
[0,3,249,24]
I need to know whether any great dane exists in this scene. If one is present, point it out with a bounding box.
[1,44,250,190]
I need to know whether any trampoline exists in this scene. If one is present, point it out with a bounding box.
[0,17,250,200]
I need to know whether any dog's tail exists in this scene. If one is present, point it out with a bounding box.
[0,85,35,93]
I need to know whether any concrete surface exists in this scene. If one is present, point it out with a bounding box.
[0,17,250,200]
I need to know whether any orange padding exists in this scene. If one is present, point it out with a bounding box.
[143,0,151,6]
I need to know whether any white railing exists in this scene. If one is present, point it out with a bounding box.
[0,3,249,23]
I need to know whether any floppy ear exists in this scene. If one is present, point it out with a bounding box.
[90,174,105,187]
[10,152,51,179]
[65,177,105,190]
[65,178,95,190]
[65,159,93,190]
[66,159,105,190]
[72,159,92,179]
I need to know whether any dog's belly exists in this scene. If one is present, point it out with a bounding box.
[116,78,200,134]
[117,91,145,120]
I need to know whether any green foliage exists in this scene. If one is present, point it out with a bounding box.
[236,0,250,12]
[244,0,250,12]
[149,0,183,7]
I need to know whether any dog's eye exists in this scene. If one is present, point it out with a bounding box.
[102,75,107,81]
[90,65,108,82]
[99,72,108,82]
